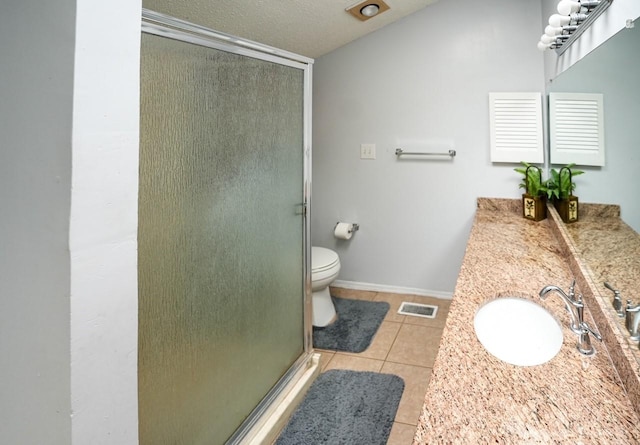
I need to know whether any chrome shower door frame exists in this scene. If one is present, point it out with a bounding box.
[141,9,313,444]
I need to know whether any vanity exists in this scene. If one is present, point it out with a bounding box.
[414,14,640,443]
[414,198,640,443]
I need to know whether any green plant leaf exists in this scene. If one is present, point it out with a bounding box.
[515,161,546,196]
[547,164,585,200]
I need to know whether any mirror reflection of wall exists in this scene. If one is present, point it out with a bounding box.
[547,24,639,233]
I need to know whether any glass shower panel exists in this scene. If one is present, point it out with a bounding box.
[139,33,305,444]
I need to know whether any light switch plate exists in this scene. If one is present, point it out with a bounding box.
[360,143,376,159]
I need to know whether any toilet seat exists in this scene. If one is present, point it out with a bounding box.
[312,247,339,273]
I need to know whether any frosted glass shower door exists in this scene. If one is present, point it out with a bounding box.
[139,32,306,445]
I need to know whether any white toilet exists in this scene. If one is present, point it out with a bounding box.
[311,246,341,327]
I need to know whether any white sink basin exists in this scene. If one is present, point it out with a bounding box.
[474,297,563,366]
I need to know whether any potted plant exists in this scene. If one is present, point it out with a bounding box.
[546,163,584,223]
[515,162,547,221]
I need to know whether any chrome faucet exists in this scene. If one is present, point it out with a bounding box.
[625,300,640,341]
[539,281,583,334]
[604,282,625,317]
[539,280,602,355]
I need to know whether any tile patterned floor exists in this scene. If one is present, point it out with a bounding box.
[315,287,451,445]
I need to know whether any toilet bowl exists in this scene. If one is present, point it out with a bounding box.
[311,246,341,327]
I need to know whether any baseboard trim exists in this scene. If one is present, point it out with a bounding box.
[332,280,453,300]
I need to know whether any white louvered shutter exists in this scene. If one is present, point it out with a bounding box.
[489,92,544,163]
[549,92,605,166]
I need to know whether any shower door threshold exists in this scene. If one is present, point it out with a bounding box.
[227,352,320,444]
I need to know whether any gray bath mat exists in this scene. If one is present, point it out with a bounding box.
[275,370,404,445]
[313,297,389,353]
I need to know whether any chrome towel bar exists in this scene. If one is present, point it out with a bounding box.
[395,148,456,158]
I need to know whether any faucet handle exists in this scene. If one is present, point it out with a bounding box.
[604,282,619,293]
[604,282,624,317]
[580,321,602,342]
[569,279,576,300]
[577,321,602,356]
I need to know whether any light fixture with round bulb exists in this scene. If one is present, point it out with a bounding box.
[557,0,581,15]
[537,41,552,51]
[541,34,569,44]
[360,4,380,17]
[537,0,609,52]
[549,13,571,27]
[545,25,562,36]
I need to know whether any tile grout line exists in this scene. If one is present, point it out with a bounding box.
[382,320,404,364]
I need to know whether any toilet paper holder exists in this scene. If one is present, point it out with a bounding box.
[335,222,359,233]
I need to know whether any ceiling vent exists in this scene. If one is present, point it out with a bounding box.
[346,0,390,21]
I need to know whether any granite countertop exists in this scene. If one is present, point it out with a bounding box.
[414,198,640,444]
[550,203,640,416]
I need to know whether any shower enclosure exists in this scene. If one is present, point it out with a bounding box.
[138,11,313,444]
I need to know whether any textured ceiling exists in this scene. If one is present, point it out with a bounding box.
[143,0,440,58]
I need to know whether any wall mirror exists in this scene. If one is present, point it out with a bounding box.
[547,22,640,368]
[547,22,639,233]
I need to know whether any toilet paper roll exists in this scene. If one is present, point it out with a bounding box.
[334,222,353,240]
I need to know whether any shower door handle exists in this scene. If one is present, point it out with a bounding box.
[294,202,307,216]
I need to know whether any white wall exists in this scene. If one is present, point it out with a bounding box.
[1,1,140,444]
[70,1,141,443]
[0,1,74,443]
[312,0,545,295]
